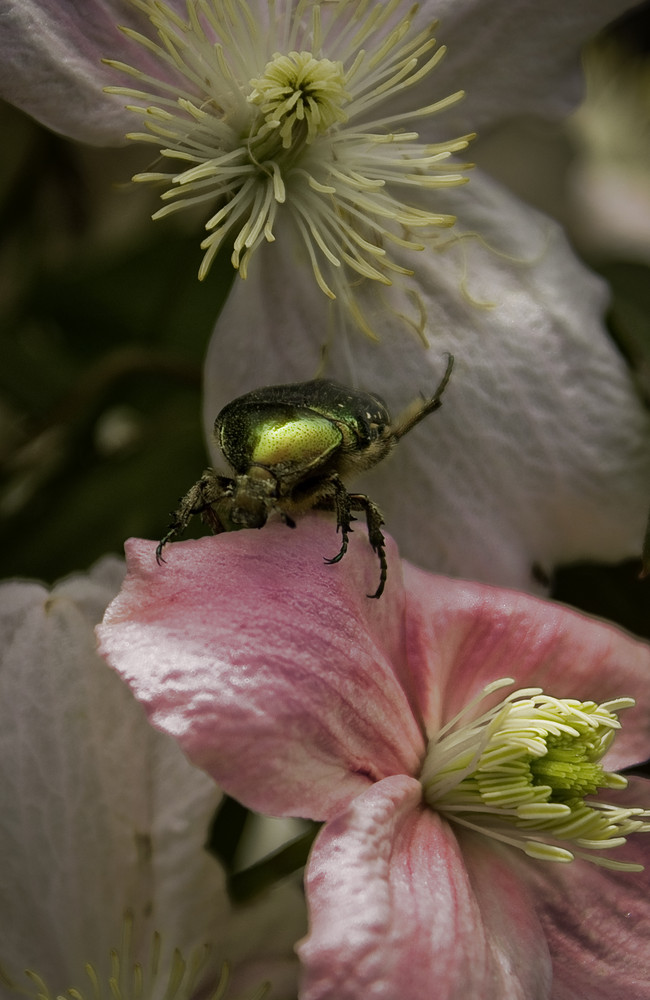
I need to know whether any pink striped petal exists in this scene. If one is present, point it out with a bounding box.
[299,774,552,1000]
[523,777,650,1000]
[402,563,650,769]
[98,519,425,820]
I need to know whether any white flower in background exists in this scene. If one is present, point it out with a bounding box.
[101,0,473,334]
[1,1,636,147]
[0,557,305,999]
[0,0,639,331]
[0,0,648,590]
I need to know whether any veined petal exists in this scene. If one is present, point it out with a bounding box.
[0,557,226,991]
[401,562,650,770]
[2,1,638,146]
[203,170,650,590]
[523,778,650,1000]
[0,0,173,144]
[407,0,641,136]
[298,774,552,1000]
[97,521,426,821]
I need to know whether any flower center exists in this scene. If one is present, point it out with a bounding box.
[103,0,473,336]
[420,678,650,869]
[248,51,349,149]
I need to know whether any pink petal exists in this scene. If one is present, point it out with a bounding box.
[523,777,650,1000]
[98,519,425,820]
[299,774,551,1000]
[402,563,650,769]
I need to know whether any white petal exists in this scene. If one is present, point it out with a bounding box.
[412,0,640,136]
[0,556,227,991]
[0,0,165,144]
[202,171,650,591]
[1,0,635,147]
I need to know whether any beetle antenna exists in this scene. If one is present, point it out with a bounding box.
[392,353,454,440]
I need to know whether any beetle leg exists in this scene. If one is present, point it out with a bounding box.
[349,493,387,599]
[156,470,232,563]
[316,474,355,565]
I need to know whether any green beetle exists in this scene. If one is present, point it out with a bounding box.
[157,355,453,598]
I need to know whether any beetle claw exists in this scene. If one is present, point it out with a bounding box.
[324,535,350,565]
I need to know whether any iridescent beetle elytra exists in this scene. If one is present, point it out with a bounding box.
[157,354,453,598]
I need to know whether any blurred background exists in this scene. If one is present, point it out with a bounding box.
[0,4,648,640]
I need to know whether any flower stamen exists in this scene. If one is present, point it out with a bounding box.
[248,51,350,148]
[103,0,473,335]
[421,681,650,870]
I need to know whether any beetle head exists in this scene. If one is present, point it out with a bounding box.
[222,467,277,530]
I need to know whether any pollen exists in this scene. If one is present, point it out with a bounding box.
[420,679,650,870]
[103,0,474,336]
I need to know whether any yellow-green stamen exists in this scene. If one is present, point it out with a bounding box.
[248,51,350,147]
[420,679,650,870]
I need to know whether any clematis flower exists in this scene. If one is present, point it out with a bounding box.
[0,0,637,321]
[0,556,305,999]
[98,518,650,998]
[0,0,638,303]
[3,0,472,329]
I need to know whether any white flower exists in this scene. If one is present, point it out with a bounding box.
[102,0,475,330]
[0,0,636,145]
[0,0,637,330]
[0,557,305,999]
[4,0,474,335]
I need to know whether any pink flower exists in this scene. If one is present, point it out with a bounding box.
[98,517,650,999]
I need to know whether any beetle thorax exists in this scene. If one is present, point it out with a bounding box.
[228,467,277,529]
